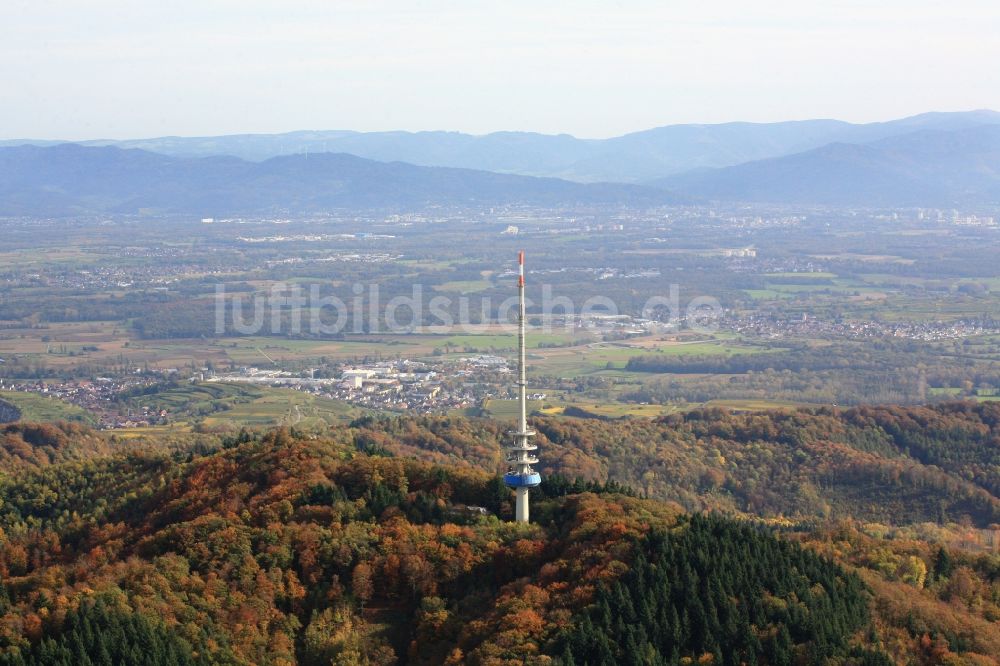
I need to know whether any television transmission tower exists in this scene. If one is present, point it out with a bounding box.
[503,250,541,522]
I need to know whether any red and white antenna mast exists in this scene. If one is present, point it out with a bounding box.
[504,250,540,523]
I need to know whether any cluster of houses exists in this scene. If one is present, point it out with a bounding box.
[727,314,1000,342]
[210,355,515,414]
[0,375,169,428]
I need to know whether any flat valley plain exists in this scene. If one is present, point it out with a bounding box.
[0,205,998,430]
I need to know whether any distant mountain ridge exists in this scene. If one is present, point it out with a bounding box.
[0,144,675,216]
[4,111,1000,211]
[651,124,1000,206]
[4,110,998,183]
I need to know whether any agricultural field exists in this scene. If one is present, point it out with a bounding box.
[528,337,772,377]
[122,382,364,431]
[432,279,493,294]
[435,329,590,351]
[0,321,131,368]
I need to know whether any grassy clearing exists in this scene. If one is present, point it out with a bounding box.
[432,280,493,294]
[764,272,839,279]
[543,401,680,419]
[124,382,363,429]
[703,399,807,411]
[534,397,803,420]
[482,398,544,421]
[0,390,96,424]
[743,289,794,300]
[202,389,362,429]
[929,387,964,397]
[809,253,914,264]
[0,249,99,267]
[396,258,473,270]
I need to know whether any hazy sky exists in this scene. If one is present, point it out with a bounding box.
[3,0,1000,139]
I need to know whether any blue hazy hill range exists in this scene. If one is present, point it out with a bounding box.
[4,109,997,184]
[649,123,1000,206]
[0,143,678,216]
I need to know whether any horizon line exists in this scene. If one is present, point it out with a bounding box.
[3,108,998,145]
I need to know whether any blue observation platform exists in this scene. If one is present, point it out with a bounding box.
[504,471,542,488]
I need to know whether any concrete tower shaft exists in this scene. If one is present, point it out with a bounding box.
[503,250,540,523]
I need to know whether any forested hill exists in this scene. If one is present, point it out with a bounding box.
[0,422,112,470]
[0,418,998,663]
[346,402,1000,528]
[0,425,941,665]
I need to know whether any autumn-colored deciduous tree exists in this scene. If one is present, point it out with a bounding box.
[351,562,374,609]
